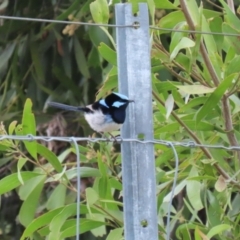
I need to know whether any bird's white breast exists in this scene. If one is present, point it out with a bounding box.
[84,109,121,132]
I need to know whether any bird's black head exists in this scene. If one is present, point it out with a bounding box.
[99,92,134,124]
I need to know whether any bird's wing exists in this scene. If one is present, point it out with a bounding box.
[48,102,84,112]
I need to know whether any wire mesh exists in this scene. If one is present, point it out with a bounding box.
[0,134,240,239]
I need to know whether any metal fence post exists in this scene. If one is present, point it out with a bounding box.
[115,3,158,240]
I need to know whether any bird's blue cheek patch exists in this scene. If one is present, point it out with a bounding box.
[112,101,125,108]
[99,99,109,108]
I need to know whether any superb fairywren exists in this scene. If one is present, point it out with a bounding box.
[48,92,134,133]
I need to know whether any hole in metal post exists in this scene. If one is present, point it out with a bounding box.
[133,21,140,29]
[133,13,138,17]
[137,133,145,140]
[141,219,148,228]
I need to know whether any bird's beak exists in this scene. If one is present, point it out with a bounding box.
[128,99,134,103]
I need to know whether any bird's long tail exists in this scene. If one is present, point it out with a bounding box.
[48,102,85,112]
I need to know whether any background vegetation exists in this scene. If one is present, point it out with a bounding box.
[0,0,240,239]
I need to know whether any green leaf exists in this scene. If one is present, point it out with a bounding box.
[154,0,178,9]
[207,224,231,238]
[177,85,215,94]
[98,43,117,66]
[59,219,106,238]
[73,36,90,78]
[196,74,236,123]
[21,208,65,240]
[155,81,178,93]
[19,175,46,201]
[0,172,42,195]
[222,23,240,54]
[8,120,18,135]
[225,56,240,77]
[158,11,185,34]
[207,191,222,226]
[165,94,174,119]
[219,0,240,29]
[215,175,227,192]
[22,98,37,160]
[86,188,99,208]
[0,42,16,71]
[184,0,200,26]
[90,0,109,24]
[106,228,123,240]
[20,204,87,239]
[17,157,28,185]
[19,175,46,226]
[89,26,110,48]
[170,37,195,60]
[46,184,67,210]
[186,166,203,211]
[30,40,45,82]
[37,143,63,173]
[64,167,101,180]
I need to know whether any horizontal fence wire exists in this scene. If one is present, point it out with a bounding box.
[1,134,240,150]
[0,15,240,37]
[1,134,240,239]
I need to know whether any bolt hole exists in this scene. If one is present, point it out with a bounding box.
[134,13,138,17]
[141,219,148,228]
[133,21,140,29]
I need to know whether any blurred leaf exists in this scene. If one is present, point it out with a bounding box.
[207,224,231,238]
[59,219,106,238]
[177,85,215,94]
[165,94,174,119]
[86,187,99,206]
[46,184,67,210]
[196,74,236,123]
[154,0,177,9]
[186,166,203,211]
[222,23,240,54]
[170,37,195,60]
[37,143,63,173]
[207,191,222,226]
[98,43,117,66]
[90,0,109,24]
[30,40,44,82]
[17,157,28,185]
[0,42,16,71]
[225,56,240,77]
[106,228,123,240]
[22,98,37,160]
[73,36,90,78]
[19,175,46,226]
[8,120,18,135]
[64,167,101,180]
[157,11,185,34]
[0,172,42,195]
[215,175,227,192]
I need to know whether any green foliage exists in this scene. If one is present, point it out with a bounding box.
[1,0,240,240]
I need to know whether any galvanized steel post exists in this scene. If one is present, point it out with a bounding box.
[115,3,158,240]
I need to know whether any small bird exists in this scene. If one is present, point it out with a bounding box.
[48,92,134,133]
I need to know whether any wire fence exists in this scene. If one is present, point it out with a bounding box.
[0,15,240,37]
[1,134,240,239]
[0,5,240,240]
